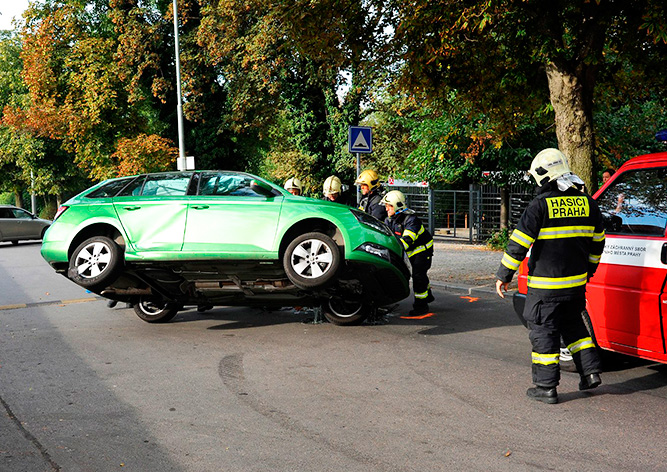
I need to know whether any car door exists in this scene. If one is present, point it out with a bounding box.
[0,208,18,239]
[112,173,192,252]
[587,166,667,354]
[10,208,41,238]
[182,172,284,256]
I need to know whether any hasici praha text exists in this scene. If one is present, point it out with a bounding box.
[546,196,590,219]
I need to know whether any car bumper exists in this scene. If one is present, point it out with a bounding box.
[345,247,411,305]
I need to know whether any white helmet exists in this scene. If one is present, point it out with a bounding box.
[284,177,302,193]
[528,148,571,186]
[323,176,342,196]
[380,190,407,212]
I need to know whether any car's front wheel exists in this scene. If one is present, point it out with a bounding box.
[283,232,341,289]
[68,236,123,291]
[133,298,180,323]
[321,298,368,325]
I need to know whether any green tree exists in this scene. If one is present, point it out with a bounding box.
[395,0,667,190]
[195,0,395,184]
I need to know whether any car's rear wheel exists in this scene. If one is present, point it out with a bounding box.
[133,298,180,323]
[283,232,341,289]
[68,236,123,291]
[321,298,368,325]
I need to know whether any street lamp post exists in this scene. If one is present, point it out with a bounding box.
[173,0,186,171]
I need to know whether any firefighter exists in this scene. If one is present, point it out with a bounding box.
[322,175,352,205]
[284,177,302,196]
[382,190,435,316]
[495,148,605,404]
[355,169,387,220]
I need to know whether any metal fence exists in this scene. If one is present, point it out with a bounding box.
[389,184,534,243]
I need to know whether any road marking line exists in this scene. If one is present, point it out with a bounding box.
[0,297,102,311]
[0,304,27,310]
[399,313,435,320]
[60,297,98,305]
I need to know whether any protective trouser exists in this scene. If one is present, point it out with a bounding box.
[523,293,601,388]
[411,253,432,308]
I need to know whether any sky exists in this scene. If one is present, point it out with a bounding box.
[0,0,30,31]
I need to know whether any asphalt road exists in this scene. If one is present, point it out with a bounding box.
[1,242,667,471]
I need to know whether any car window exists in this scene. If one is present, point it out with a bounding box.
[116,173,191,197]
[11,209,33,219]
[141,173,192,196]
[0,208,14,218]
[86,177,139,198]
[596,167,667,236]
[117,176,147,197]
[198,172,265,197]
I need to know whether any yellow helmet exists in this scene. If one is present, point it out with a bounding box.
[528,148,571,186]
[380,190,407,212]
[284,177,302,193]
[323,175,342,196]
[354,169,381,190]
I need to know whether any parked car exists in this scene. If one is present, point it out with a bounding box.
[41,171,411,325]
[513,151,667,364]
[0,205,51,245]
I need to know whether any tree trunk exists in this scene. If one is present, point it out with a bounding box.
[14,190,23,209]
[545,62,595,192]
[499,187,509,231]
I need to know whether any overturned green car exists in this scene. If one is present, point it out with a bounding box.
[41,171,411,325]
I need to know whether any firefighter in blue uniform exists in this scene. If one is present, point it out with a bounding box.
[495,148,606,404]
[382,190,435,316]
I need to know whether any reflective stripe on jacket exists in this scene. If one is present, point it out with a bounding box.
[496,184,606,300]
[385,211,434,259]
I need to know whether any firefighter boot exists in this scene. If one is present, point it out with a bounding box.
[526,386,558,404]
[408,305,430,316]
[579,373,602,391]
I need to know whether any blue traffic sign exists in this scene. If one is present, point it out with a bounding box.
[348,126,373,153]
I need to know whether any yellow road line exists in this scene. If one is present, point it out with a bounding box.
[59,297,98,305]
[0,297,101,311]
[0,304,27,310]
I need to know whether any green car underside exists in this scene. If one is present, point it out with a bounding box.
[42,189,410,307]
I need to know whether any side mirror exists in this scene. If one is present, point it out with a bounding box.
[661,243,667,265]
[250,180,278,198]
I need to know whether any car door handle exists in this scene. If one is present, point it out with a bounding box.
[192,205,209,210]
[123,206,141,211]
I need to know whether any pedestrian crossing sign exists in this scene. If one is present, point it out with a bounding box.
[348,126,373,153]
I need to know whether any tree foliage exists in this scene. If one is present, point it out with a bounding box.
[394,0,667,190]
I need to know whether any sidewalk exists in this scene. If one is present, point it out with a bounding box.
[429,241,501,296]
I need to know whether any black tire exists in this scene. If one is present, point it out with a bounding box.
[11,240,18,245]
[321,298,368,326]
[133,298,180,323]
[283,232,341,289]
[68,236,123,291]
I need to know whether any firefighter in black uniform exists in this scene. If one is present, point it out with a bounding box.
[495,148,606,404]
[382,190,435,316]
[322,175,353,206]
[355,169,387,220]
